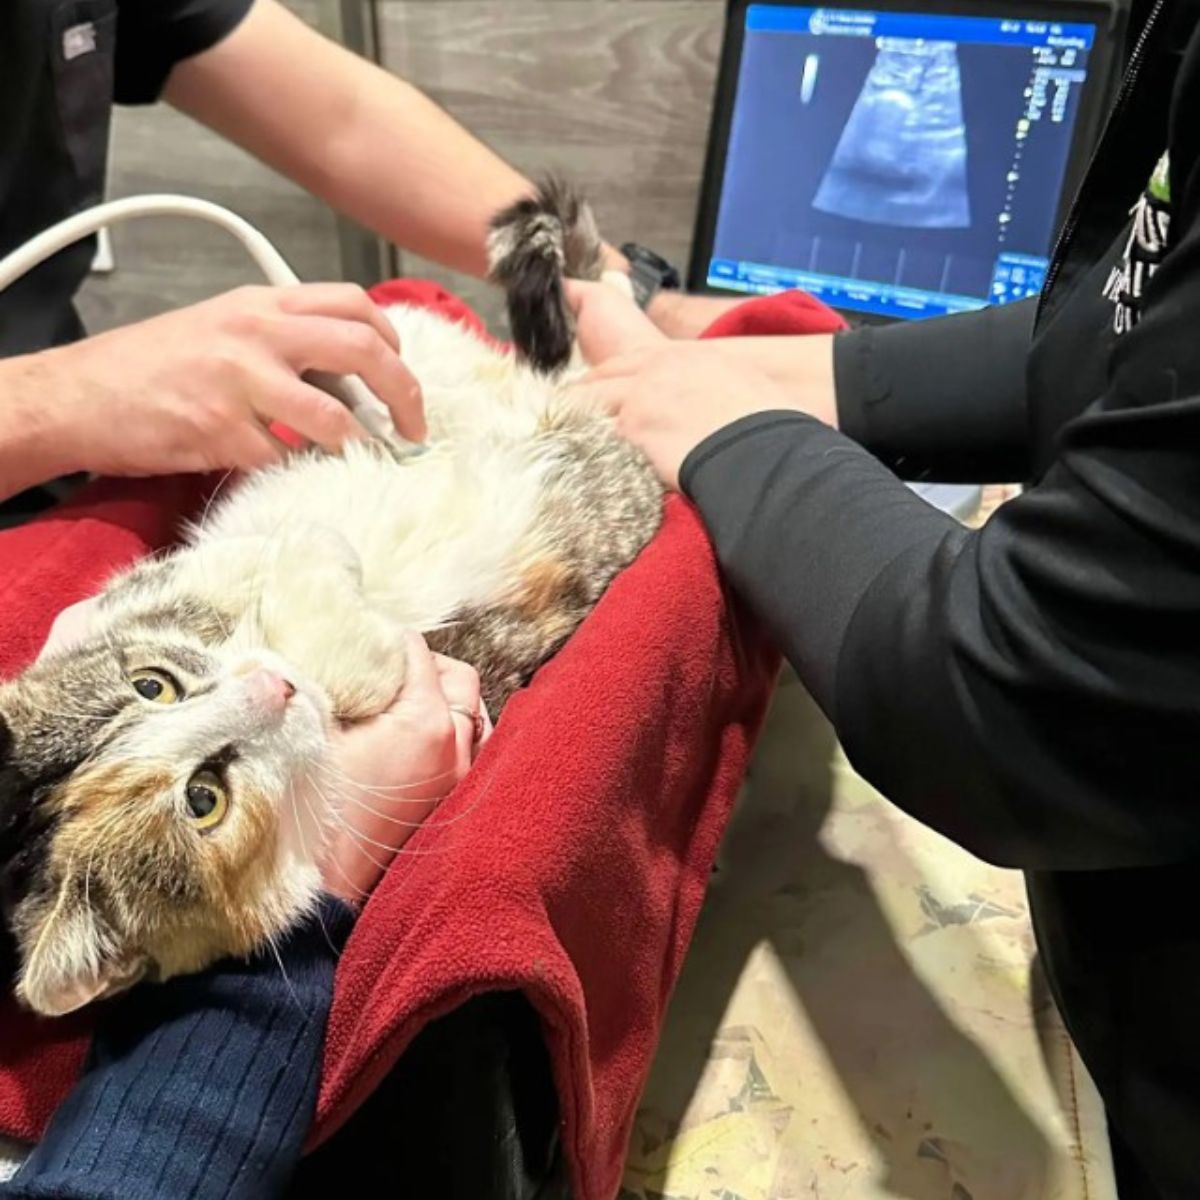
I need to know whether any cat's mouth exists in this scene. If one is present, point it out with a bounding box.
[231,663,336,869]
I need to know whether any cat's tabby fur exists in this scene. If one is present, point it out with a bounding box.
[0,182,662,1016]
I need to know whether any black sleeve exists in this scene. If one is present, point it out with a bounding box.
[114,0,254,104]
[681,229,1200,871]
[834,297,1036,483]
[1,898,353,1200]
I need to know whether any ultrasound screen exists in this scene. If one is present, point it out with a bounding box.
[707,6,1098,319]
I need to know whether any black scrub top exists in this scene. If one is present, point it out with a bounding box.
[0,0,253,358]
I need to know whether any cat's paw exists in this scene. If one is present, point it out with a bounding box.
[266,591,407,722]
[247,527,408,721]
[312,608,409,722]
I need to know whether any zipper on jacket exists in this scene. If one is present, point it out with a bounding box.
[1036,0,1166,320]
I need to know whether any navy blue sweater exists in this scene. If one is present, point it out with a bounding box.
[1,898,353,1200]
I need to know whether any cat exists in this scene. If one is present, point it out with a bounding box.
[0,181,662,1018]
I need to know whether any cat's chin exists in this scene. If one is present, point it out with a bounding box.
[285,677,332,732]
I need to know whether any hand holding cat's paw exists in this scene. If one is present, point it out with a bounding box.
[321,632,490,903]
[253,529,408,720]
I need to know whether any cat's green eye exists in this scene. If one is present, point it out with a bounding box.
[185,770,229,832]
[130,668,182,705]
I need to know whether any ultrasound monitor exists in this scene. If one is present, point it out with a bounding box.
[689,0,1124,322]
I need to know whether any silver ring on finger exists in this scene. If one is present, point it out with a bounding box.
[448,703,485,744]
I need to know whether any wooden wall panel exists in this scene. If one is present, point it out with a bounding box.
[378,0,724,327]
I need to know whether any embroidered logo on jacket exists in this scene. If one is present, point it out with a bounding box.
[62,22,97,61]
[1102,152,1170,334]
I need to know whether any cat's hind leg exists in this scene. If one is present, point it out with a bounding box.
[487,177,605,374]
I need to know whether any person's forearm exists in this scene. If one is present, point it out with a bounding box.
[833,299,1037,482]
[681,397,1200,872]
[165,0,622,279]
[681,412,954,711]
[0,355,78,501]
[700,302,1037,483]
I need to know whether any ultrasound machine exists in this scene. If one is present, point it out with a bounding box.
[691,0,1126,323]
[687,0,1126,515]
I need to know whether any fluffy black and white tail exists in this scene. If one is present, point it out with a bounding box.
[487,178,604,374]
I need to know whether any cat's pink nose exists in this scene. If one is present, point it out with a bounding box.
[239,666,295,713]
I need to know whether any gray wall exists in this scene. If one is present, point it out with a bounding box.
[78,0,723,335]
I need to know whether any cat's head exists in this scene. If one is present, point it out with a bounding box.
[0,623,333,1016]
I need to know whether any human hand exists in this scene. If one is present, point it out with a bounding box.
[565,281,788,489]
[569,338,800,490]
[29,283,425,479]
[321,631,491,903]
[592,243,745,340]
[566,279,667,365]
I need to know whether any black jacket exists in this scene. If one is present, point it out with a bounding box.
[683,1,1200,1194]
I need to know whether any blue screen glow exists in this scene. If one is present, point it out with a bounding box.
[708,5,1097,319]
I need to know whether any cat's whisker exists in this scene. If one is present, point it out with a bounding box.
[190,469,236,541]
[16,685,116,721]
[82,843,99,913]
[251,512,295,648]
[285,776,323,874]
[100,618,123,664]
[25,711,108,726]
[309,756,463,799]
[328,775,505,836]
[285,779,345,958]
[310,729,515,842]
[331,864,374,902]
[290,772,373,903]
[302,769,412,860]
[384,745,505,860]
[285,776,320,867]
[297,761,378,902]
[331,785,450,829]
[264,931,305,1016]
[18,695,113,724]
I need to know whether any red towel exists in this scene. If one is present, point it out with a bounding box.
[0,282,842,1199]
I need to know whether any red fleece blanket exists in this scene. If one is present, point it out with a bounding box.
[0,282,843,1200]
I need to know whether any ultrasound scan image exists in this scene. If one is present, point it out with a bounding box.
[813,38,971,229]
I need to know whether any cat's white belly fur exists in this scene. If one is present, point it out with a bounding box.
[190,305,583,633]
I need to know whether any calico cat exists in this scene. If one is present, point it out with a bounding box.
[0,182,662,1017]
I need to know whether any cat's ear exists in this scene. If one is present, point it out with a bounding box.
[38,596,103,662]
[18,900,148,1017]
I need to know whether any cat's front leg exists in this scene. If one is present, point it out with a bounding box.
[269,597,409,723]
[185,528,409,721]
[258,528,410,721]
